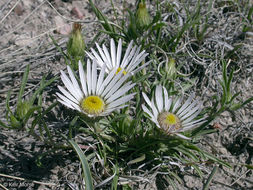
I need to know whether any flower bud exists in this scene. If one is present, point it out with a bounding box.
[16,101,31,119]
[166,58,177,79]
[136,1,151,28]
[67,23,85,59]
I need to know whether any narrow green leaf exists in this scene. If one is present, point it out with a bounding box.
[18,65,30,103]
[240,96,253,108]
[167,175,178,190]
[127,154,146,165]
[243,164,253,170]
[68,139,94,190]
[23,106,41,125]
[111,165,119,190]
[203,151,231,168]
[5,90,12,118]
[202,166,218,190]
[226,68,234,93]
[192,164,203,178]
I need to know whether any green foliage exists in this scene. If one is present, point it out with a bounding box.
[68,139,94,190]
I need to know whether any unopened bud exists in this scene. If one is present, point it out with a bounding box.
[166,58,177,79]
[136,1,151,28]
[67,23,85,58]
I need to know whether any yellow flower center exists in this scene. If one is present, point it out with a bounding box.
[81,96,105,115]
[116,67,127,75]
[158,112,181,133]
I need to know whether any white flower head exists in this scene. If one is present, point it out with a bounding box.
[142,86,206,139]
[57,60,136,117]
[86,38,150,75]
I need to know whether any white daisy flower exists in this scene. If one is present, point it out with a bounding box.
[57,60,136,117]
[142,86,206,139]
[86,38,150,75]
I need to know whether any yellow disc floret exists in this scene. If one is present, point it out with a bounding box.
[81,96,105,115]
[116,67,127,75]
[158,112,181,133]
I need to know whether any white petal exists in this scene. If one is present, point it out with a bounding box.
[103,44,113,68]
[116,39,122,68]
[67,66,83,99]
[127,54,149,73]
[121,40,133,68]
[103,72,129,98]
[125,47,142,70]
[96,64,106,94]
[151,99,159,118]
[98,68,117,95]
[172,97,183,112]
[91,60,97,94]
[58,85,79,104]
[163,87,171,111]
[106,82,135,102]
[101,105,127,116]
[60,70,81,101]
[178,99,198,118]
[183,117,205,128]
[57,93,80,111]
[180,104,200,120]
[106,93,135,109]
[129,60,150,74]
[181,107,201,124]
[142,104,157,123]
[90,48,106,68]
[110,39,116,67]
[95,43,111,69]
[86,59,92,94]
[181,119,206,132]
[122,45,137,68]
[142,92,152,109]
[58,99,75,110]
[101,70,124,97]
[79,61,88,96]
[155,85,163,112]
[177,93,195,115]
[175,133,191,140]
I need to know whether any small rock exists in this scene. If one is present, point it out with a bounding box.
[14,4,24,16]
[71,7,84,19]
[15,35,31,46]
[184,175,201,189]
[55,16,72,35]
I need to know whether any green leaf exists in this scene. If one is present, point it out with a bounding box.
[167,175,178,190]
[127,154,146,165]
[5,90,12,118]
[89,0,115,35]
[18,64,30,104]
[111,164,119,190]
[240,96,253,108]
[243,164,253,170]
[68,139,94,190]
[202,166,218,190]
[202,151,231,168]
[21,106,41,128]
